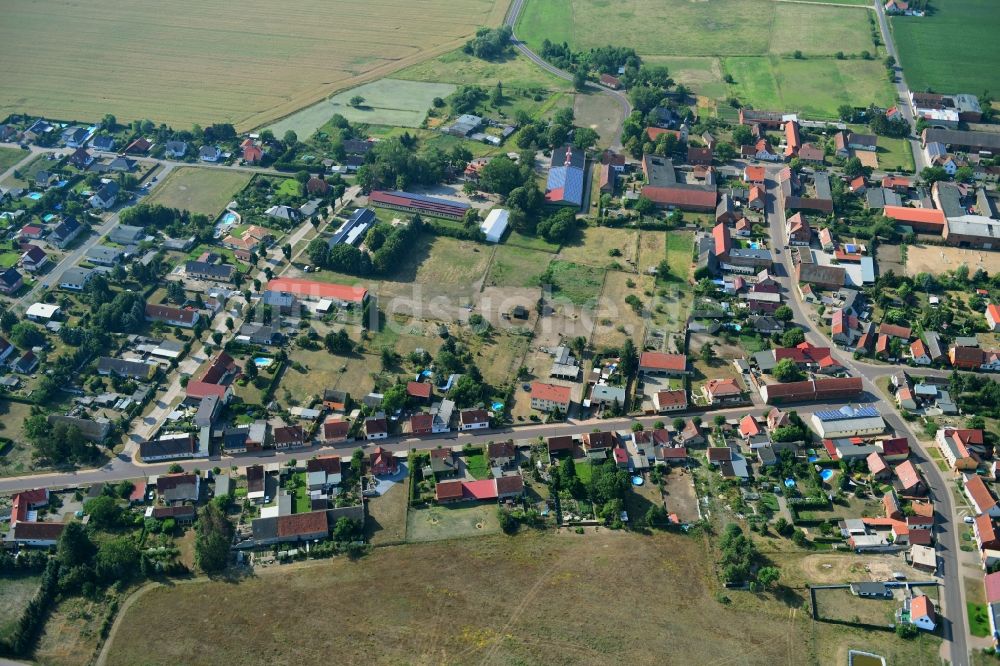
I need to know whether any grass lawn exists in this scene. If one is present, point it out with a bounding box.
[724,56,894,121]
[574,91,624,150]
[104,530,944,665]
[558,226,639,269]
[287,472,312,513]
[485,243,554,288]
[876,136,915,173]
[891,0,1000,97]
[405,502,500,542]
[665,230,694,282]
[969,602,991,638]
[278,349,380,405]
[768,4,874,57]
[411,236,492,288]
[575,459,593,484]
[593,270,654,349]
[0,576,40,642]
[396,49,572,91]
[506,230,561,253]
[464,449,489,480]
[34,593,112,666]
[0,400,42,477]
[0,147,27,173]
[146,167,251,217]
[272,78,456,136]
[464,331,531,387]
[0,0,502,130]
[813,587,896,626]
[517,0,871,57]
[739,334,770,354]
[276,178,302,198]
[642,56,729,101]
[541,260,605,306]
[0,251,20,268]
[365,478,409,545]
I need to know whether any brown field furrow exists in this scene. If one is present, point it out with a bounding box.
[0,0,508,130]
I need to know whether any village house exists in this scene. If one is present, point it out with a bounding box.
[459,408,490,431]
[529,381,571,413]
[369,446,398,475]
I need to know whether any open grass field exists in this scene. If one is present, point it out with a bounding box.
[365,479,409,545]
[486,244,554,288]
[724,56,894,120]
[35,594,109,666]
[145,168,250,217]
[643,56,729,101]
[0,400,40,475]
[665,230,695,282]
[0,576,40,642]
[506,230,561,253]
[0,147,27,173]
[405,502,500,542]
[905,244,1000,277]
[0,0,508,130]
[543,260,605,307]
[396,49,572,92]
[813,588,896,627]
[768,4,874,56]
[875,137,915,173]
[574,92,624,150]
[465,330,531,387]
[278,349,381,405]
[557,226,638,268]
[891,0,1000,97]
[517,0,872,57]
[593,271,654,349]
[271,79,457,138]
[104,530,942,665]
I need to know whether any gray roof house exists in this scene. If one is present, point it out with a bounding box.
[165,141,188,158]
[59,266,94,290]
[47,414,112,442]
[90,135,115,152]
[85,244,124,266]
[185,260,234,282]
[109,224,144,244]
[199,145,222,162]
[89,181,120,210]
[51,217,83,248]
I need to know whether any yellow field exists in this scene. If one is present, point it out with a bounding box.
[0,0,509,130]
[905,244,1000,277]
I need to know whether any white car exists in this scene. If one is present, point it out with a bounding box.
[964,516,975,524]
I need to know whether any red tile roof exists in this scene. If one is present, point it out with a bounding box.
[966,474,997,513]
[654,390,687,409]
[266,278,368,303]
[463,479,499,500]
[322,419,349,440]
[708,447,732,462]
[985,571,1000,603]
[910,595,934,622]
[867,451,889,476]
[435,480,465,501]
[530,381,571,404]
[460,409,490,426]
[712,222,732,257]
[185,380,229,400]
[410,413,433,431]
[307,455,342,474]
[882,205,946,228]
[880,437,909,458]
[277,511,328,538]
[744,165,766,182]
[895,460,921,492]
[406,381,432,399]
[13,521,65,541]
[739,415,761,437]
[641,186,717,211]
[639,351,687,372]
[878,323,912,339]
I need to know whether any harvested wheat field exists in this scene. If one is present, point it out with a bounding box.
[104,530,939,665]
[0,0,508,130]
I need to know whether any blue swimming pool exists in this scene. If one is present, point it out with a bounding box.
[222,211,238,224]
[491,402,504,411]
[807,455,819,463]
[42,213,55,222]
[820,469,834,481]
[632,476,644,486]
[784,478,796,488]
[253,357,274,368]
[27,192,42,200]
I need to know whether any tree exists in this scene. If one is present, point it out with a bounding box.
[672,417,685,432]
[349,95,365,107]
[774,517,791,536]
[478,155,524,196]
[731,124,753,146]
[713,414,726,427]
[633,196,655,216]
[10,322,44,349]
[700,343,716,364]
[573,68,588,90]
[243,358,258,381]
[842,157,865,179]
[780,328,805,347]
[95,537,140,584]
[774,305,794,322]
[325,329,353,355]
[195,503,233,574]
[84,495,123,529]
[955,165,975,183]
[619,338,638,378]
[225,317,234,331]
[57,522,95,568]
[282,130,298,147]
[773,358,804,383]
[896,623,919,639]
[756,566,781,589]
[573,127,600,150]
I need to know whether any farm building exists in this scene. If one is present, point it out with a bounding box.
[368,190,470,220]
[480,208,509,243]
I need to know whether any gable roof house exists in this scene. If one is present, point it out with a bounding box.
[145,303,199,328]
[936,428,984,470]
[966,474,1000,517]
[545,145,586,207]
[0,268,23,295]
[199,145,222,162]
[51,217,82,248]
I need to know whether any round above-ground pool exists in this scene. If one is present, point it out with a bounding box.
[820,469,834,481]
[491,402,504,411]
[784,478,796,488]
[253,357,274,368]
[632,476,644,486]
[807,455,819,463]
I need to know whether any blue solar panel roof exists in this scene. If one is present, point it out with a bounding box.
[813,405,880,421]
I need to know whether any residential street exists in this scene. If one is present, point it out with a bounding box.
[764,165,968,665]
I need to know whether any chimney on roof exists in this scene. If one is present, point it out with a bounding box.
[564,146,573,167]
